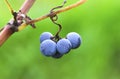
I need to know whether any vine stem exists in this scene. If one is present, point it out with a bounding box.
[0,0,86,47]
[25,0,86,25]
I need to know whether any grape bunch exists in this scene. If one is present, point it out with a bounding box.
[40,32,82,59]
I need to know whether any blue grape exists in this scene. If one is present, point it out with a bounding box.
[57,38,72,54]
[66,32,81,49]
[40,39,56,56]
[40,32,53,43]
[52,52,63,59]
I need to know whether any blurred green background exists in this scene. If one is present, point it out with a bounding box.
[0,0,120,79]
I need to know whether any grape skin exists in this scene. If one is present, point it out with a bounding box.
[40,32,53,43]
[57,38,72,54]
[52,52,63,58]
[40,39,56,56]
[67,32,81,49]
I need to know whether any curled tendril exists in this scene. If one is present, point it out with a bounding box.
[50,0,67,13]
[50,0,67,39]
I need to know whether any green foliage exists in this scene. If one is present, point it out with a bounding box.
[0,0,120,79]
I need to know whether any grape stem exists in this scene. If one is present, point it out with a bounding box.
[0,0,86,47]
[50,0,67,40]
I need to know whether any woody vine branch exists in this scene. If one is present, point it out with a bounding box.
[0,0,86,47]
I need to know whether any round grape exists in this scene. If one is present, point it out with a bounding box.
[66,32,81,49]
[57,38,72,54]
[52,52,63,59]
[40,32,53,43]
[40,39,56,56]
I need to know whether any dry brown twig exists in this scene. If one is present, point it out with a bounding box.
[0,0,86,47]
